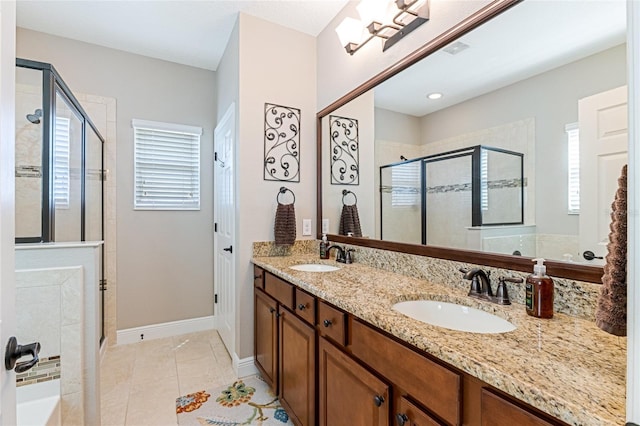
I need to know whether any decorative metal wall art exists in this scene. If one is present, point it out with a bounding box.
[330,115,359,185]
[264,103,301,182]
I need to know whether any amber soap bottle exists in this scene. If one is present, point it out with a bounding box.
[525,258,554,319]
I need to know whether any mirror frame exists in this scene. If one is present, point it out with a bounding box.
[316,0,604,283]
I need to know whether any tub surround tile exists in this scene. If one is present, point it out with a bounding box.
[252,253,625,426]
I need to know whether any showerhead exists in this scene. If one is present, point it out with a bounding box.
[26,108,43,124]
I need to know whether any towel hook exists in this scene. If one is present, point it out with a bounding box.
[277,187,296,205]
[342,189,357,206]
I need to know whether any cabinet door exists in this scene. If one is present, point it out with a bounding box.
[481,389,555,426]
[279,307,316,426]
[395,397,443,426]
[255,289,278,392]
[319,337,389,426]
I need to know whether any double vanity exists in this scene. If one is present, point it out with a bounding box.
[252,247,625,426]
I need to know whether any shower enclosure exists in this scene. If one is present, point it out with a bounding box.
[15,58,106,342]
[380,145,524,249]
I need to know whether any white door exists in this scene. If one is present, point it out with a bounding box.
[213,104,236,355]
[0,0,17,423]
[578,85,628,264]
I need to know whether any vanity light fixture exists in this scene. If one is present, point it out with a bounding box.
[335,0,430,55]
[427,92,443,100]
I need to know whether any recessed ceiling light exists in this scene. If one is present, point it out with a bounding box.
[427,92,443,100]
[443,41,470,55]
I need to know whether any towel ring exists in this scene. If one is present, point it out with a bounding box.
[277,187,296,205]
[342,190,357,206]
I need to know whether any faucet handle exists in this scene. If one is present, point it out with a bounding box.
[345,249,355,264]
[494,276,522,305]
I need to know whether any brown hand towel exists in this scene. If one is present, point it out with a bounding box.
[274,203,296,246]
[596,164,627,336]
[339,204,362,237]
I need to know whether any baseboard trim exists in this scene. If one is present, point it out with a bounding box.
[233,353,258,378]
[116,316,215,345]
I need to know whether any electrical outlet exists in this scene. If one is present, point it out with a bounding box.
[322,219,329,234]
[302,219,312,236]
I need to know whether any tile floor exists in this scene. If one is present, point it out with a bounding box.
[100,330,237,426]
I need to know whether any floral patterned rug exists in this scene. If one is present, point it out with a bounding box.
[176,375,293,425]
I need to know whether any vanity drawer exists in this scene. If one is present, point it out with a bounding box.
[349,318,461,425]
[396,396,443,426]
[481,389,555,426]
[264,272,294,309]
[295,288,316,325]
[317,301,346,346]
[253,266,264,289]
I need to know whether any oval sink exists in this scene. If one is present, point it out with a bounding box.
[392,300,516,334]
[290,264,340,272]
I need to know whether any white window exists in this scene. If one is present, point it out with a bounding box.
[133,119,202,210]
[391,161,420,208]
[53,117,70,209]
[566,123,580,214]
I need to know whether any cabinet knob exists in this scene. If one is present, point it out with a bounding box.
[298,303,306,311]
[323,319,332,327]
[269,307,276,314]
[395,413,408,426]
[254,275,262,280]
[373,395,385,407]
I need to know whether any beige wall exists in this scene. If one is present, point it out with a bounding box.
[17,28,217,330]
[234,14,317,359]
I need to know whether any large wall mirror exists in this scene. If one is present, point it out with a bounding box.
[317,0,628,283]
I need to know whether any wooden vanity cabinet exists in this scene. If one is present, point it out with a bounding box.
[319,337,389,426]
[254,287,278,391]
[253,266,569,426]
[254,269,316,426]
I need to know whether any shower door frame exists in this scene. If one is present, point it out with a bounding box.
[379,145,525,245]
[15,58,107,343]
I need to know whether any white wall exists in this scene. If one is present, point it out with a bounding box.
[316,0,492,110]
[234,14,317,359]
[17,28,217,330]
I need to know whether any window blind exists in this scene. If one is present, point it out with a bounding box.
[391,161,420,208]
[132,119,202,210]
[566,123,580,214]
[54,117,70,209]
[480,149,489,211]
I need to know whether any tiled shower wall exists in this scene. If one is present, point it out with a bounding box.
[16,266,84,425]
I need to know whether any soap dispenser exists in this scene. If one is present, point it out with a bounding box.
[526,258,554,319]
[319,234,329,259]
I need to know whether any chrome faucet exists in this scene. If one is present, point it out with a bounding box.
[327,245,354,264]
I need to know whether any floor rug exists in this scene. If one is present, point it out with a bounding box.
[176,375,294,425]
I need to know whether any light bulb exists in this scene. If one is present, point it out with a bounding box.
[357,0,390,26]
[335,17,365,47]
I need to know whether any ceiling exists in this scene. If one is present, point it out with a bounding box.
[16,0,350,71]
[374,0,627,117]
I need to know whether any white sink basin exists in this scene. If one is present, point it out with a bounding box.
[289,264,340,272]
[392,300,516,334]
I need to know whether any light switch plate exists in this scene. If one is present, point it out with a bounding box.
[322,219,329,234]
[302,219,312,236]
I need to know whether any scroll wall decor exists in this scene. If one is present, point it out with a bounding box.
[264,103,301,182]
[330,115,359,185]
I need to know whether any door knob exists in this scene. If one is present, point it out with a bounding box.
[583,250,603,261]
[5,337,41,373]
[223,246,233,253]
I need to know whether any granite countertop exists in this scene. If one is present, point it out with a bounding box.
[252,254,626,426]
